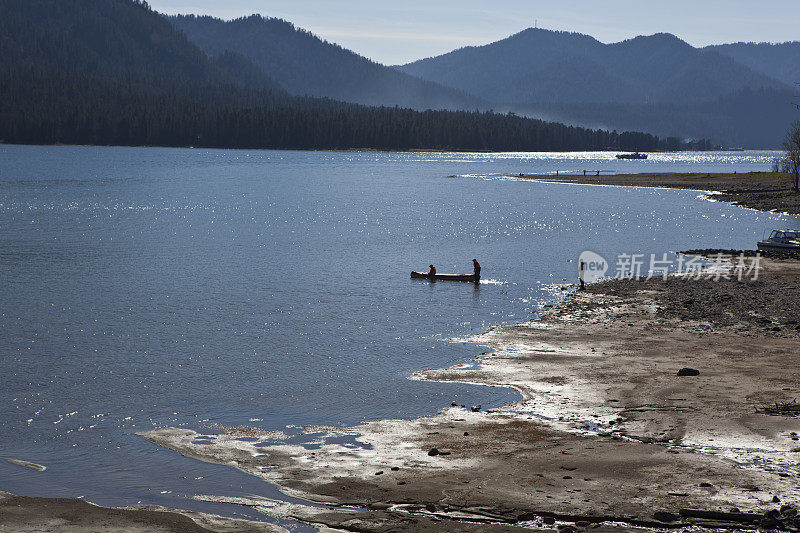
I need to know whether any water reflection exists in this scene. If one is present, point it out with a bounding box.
[0,145,788,521]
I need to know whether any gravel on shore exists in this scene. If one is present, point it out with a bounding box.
[9,172,800,532]
[142,256,800,532]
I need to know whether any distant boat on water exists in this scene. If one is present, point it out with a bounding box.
[616,152,648,160]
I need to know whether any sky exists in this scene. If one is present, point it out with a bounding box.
[150,0,800,65]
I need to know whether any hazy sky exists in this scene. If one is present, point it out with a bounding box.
[150,1,800,65]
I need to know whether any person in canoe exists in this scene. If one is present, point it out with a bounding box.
[428,264,436,276]
[473,259,481,279]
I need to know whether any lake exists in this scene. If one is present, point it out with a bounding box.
[0,146,794,526]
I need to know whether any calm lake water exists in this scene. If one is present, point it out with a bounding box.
[0,146,795,525]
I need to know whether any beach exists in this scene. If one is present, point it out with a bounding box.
[4,171,800,532]
[527,172,800,214]
[140,253,800,531]
[0,491,283,532]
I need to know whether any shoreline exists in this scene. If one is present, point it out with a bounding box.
[522,172,800,215]
[140,255,800,532]
[0,142,778,155]
[0,491,284,533]
[6,172,800,532]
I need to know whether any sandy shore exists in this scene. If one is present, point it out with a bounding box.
[0,491,284,532]
[524,172,800,214]
[141,255,800,532]
[8,172,800,532]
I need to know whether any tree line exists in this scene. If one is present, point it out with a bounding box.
[0,0,710,152]
[0,66,711,152]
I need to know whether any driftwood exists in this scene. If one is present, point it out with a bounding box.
[757,400,800,417]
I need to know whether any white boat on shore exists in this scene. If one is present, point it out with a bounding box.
[757,229,800,251]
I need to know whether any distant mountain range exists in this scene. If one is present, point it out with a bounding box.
[399,30,787,106]
[707,42,800,87]
[396,28,798,148]
[169,14,485,112]
[1,0,679,152]
[1,0,794,149]
[162,15,798,148]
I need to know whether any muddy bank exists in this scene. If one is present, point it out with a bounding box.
[0,491,283,532]
[525,172,800,214]
[144,256,800,532]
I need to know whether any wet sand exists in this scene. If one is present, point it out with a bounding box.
[525,172,800,214]
[0,491,283,532]
[9,173,800,532]
[142,256,800,531]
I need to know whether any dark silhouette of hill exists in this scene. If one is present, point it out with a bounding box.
[1,0,691,152]
[0,0,280,91]
[169,14,486,111]
[398,28,794,147]
[707,42,800,86]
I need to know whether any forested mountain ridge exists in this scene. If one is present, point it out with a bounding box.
[0,0,697,152]
[707,41,800,87]
[398,28,788,105]
[397,28,796,147]
[0,0,278,91]
[169,14,486,111]
[522,86,792,150]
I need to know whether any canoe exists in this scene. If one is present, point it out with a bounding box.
[411,271,479,282]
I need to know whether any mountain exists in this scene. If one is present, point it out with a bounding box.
[0,0,280,91]
[397,28,795,147]
[398,28,787,106]
[521,86,793,150]
[169,14,486,111]
[707,42,800,87]
[1,0,689,152]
